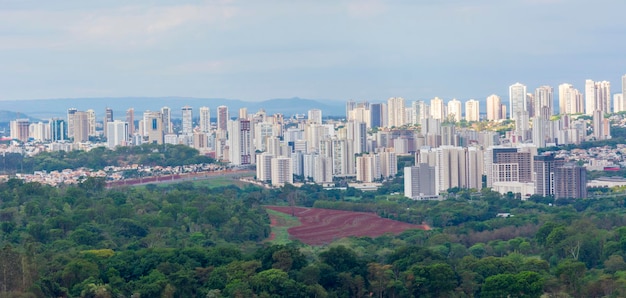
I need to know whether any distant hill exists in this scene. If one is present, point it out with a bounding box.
[0,97,346,120]
[0,110,40,123]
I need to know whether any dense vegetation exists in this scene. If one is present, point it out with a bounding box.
[0,144,215,174]
[3,176,626,297]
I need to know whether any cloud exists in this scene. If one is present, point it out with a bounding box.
[0,2,241,50]
[346,0,387,18]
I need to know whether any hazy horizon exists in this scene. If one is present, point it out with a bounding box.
[1,1,625,102]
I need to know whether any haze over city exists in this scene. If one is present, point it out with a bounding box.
[1,0,626,102]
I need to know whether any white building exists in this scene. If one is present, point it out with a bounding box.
[106,120,128,149]
[486,94,503,121]
[430,97,445,120]
[199,106,211,133]
[447,99,462,122]
[271,157,293,186]
[465,99,480,122]
[509,82,527,120]
[404,164,439,200]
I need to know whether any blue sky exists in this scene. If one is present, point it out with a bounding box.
[1,0,625,102]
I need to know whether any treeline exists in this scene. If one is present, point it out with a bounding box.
[7,178,626,296]
[0,143,215,174]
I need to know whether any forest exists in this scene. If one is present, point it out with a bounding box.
[1,175,626,297]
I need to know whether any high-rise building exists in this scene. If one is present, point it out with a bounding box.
[593,110,611,140]
[256,152,273,182]
[199,106,211,133]
[346,100,357,120]
[103,107,113,137]
[106,120,128,149]
[559,84,584,114]
[86,109,97,137]
[615,94,626,113]
[160,107,172,134]
[217,106,229,131]
[404,164,438,200]
[271,157,293,186]
[485,147,533,187]
[585,79,611,114]
[534,153,565,197]
[555,163,587,199]
[356,154,380,183]
[387,97,406,127]
[73,111,90,143]
[181,106,193,135]
[143,111,164,144]
[447,99,462,122]
[50,118,67,141]
[486,94,503,121]
[622,74,626,107]
[308,109,322,124]
[430,97,445,120]
[509,83,527,120]
[347,121,366,154]
[10,119,29,142]
[534,86,554,116]
[411,100,428,125]
[465,99,480,122]
[126,108,135,136]
[67,108,77,139]
[370,103,382,128]
[227,119,253,165]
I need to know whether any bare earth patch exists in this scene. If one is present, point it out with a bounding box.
[265,206,430,245]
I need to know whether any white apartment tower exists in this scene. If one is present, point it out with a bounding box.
[271,157,293,186]
[228,119,253,165]
[585,79,611,114]
[486,94,503,121]
[447,99,462,122]
[559,84,584,115]
[86,109,97,137]
[465,99,480,122]
[387,97,406,127]
[181,106,193,135]
[534,85,554,116]
[509,83,527,120]
[106,120,128,149]
[430,97,445,120]
[308,109,322,124]
[199,106,211,133]
[256,152,273,182]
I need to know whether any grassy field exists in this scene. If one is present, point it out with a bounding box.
[265,208,301,245]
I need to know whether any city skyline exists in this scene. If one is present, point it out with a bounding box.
[1,1,626,102]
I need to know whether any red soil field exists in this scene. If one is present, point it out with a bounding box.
[265,206,430,245]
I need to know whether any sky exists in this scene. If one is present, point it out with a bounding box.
[1,0,625,102]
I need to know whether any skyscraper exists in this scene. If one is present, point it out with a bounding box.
[86,109,97,137]
[256,152,273,182]
[534,153,565,197]
[465,99,480,122]
[559,84,584,114]
[585,79,611,114]
[67,108,77,139]
[430,97,445,120]
[103,107,113,137]
[160,107,172,134]
[370,103,382,128]
[534,85,554,116]
[199,106,211,133]
[181,106,193,135]
[10,119,29,142]
[50,118,67,141]
[73,111,90,143]
[227,119,253,165]
[387,97,406,127]
[217,106,229,131]
[271,157,293,186]
[404,164,438,200]
[106,120,128,149]
[143,111,164,144]
[486,94,503,121]
[126,108,135,136]
[555,163,587,199]
[308,109,322,124]
[509,83,527,120]
[447,99,462,122]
